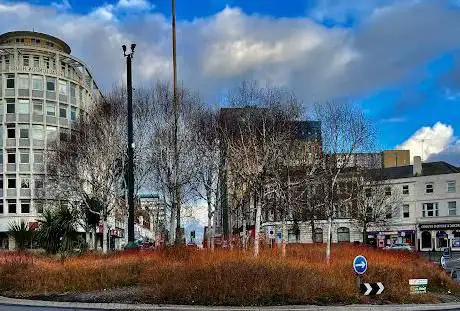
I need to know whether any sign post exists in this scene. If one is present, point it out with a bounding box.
[353,255,368,289]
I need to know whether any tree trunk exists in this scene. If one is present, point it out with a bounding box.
[242,218,247,251]
[254,200,262,257]
[362,223,367,245]
[85,231,91,248]
[207,206,212,251]
[281,216,287,258]
[310,218,315,243]
[211,211,216,251]
[92,226,97,250]
[102,218,108,254]
[326,215,332,264]
[169,205,175,245]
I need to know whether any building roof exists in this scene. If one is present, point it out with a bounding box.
[0,31,71,54]
[380,161,460,179]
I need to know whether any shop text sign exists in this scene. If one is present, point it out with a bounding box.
[0,66,57,75]
[419,223,460,230]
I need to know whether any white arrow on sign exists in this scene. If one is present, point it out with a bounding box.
[355,262,366,268]
[376,282,384,295]
[363,283,372,295]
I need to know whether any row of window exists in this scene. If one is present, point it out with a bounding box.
[0,175,44,190]
[3,74,79,97]
[2,37,55,47]
[1,99,78,119]
[0,200,43,214]
[400,201,458,218]
[1,124,74,141]
[372,181,457,197]
[0,149,44,164]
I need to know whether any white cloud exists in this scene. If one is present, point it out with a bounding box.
[396,122,455,162]
[51,0,71,11]
[116,0,154,11]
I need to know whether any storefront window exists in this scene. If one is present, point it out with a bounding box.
[337,227,350,243]
[437,231,448,248]
[421,231,432,249]
[314,228,323,243]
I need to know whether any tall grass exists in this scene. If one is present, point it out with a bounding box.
[0,244,456,305]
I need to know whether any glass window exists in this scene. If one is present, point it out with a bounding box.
[32,125,44,140]
[385,186,391,196]
[7,177,16,189]
[20,176,29,189]
[313,228,323,243]
[46,77,55,91]
[32,76,43,90]
[18,75,29,89]
[385,206,392,219]
[448,181,456,193]
[60,131,68,142]
[449,202,457,216]
[46,102,55,116]
[58,80,67,95]
[8,200,16,214]
[70,83,76,98]
[33,56,39,67]
[403,204,410,218]
[33,101,43,114]
[426,184,434,193]
[7,124,15,138]
[6,99,15,113]
[70,106,77,121]
[44,57,50,69]
[35,178,43,189]
[423,202,439,217]
[23,55,29,67]
[46,126,57,141]
[19,127,29,139]
[59,104,67,118]
[337,227,350,242]
[34,151,43,163]
[402,185,409,195]
[35,201,44,214]
[21,201,30,214]
[18,99,29,114]
[0,202,3,214]
[20,152,29,164]
[6,74,14,89]
[7,151,15,164]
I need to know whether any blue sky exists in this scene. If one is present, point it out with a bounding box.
[1,0,459,165]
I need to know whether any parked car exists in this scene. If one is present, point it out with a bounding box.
[385,243,415,252]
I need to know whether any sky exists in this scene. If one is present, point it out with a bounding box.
[1,0,459,167]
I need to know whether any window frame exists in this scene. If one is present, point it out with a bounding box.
[426,183,434,194]
[449,201,457,216]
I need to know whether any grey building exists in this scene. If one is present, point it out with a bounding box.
[0,31,102,249]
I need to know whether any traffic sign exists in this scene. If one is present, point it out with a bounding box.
[353,255,368,274]
[360,282,384,295]
[441,256,447,268]
[409,279,428,294]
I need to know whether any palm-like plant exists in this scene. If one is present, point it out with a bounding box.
[8,220,34,251]
[36,203,80,254]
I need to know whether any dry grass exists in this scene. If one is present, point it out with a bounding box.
[0,244,457,306]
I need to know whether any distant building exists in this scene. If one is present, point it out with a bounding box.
[382,149,410,168]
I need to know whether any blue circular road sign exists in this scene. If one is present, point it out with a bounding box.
[353,255,368,275]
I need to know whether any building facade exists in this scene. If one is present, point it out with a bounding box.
[0,31,102,249]
[260,156,460,252]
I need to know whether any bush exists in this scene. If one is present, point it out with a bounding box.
[0,244,458,305]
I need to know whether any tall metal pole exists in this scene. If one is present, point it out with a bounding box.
[172,0,181,245]
[122,44,136,247]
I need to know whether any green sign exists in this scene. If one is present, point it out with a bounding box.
[409,279,428,294]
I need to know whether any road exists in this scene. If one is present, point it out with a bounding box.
[2,302,460,311]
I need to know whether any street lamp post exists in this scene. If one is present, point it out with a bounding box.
[122,43,136,248]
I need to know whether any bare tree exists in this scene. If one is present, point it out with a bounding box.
[222,81,302,257]
[148,82,201,245]
[312,100,374,263]
[191,105,221,250]
[46,99,125,254]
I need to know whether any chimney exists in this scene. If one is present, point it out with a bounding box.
[413,156,422,176]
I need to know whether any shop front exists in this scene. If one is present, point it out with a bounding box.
[367,229,415,249]
[418,223,460,252]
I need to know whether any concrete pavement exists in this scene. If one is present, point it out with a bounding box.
[1,297,460,311]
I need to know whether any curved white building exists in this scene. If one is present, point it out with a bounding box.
[0,31,102,249]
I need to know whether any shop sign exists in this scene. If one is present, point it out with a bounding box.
[453,239,460,248]
[409,279,428,294]
[420,223,460,230]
